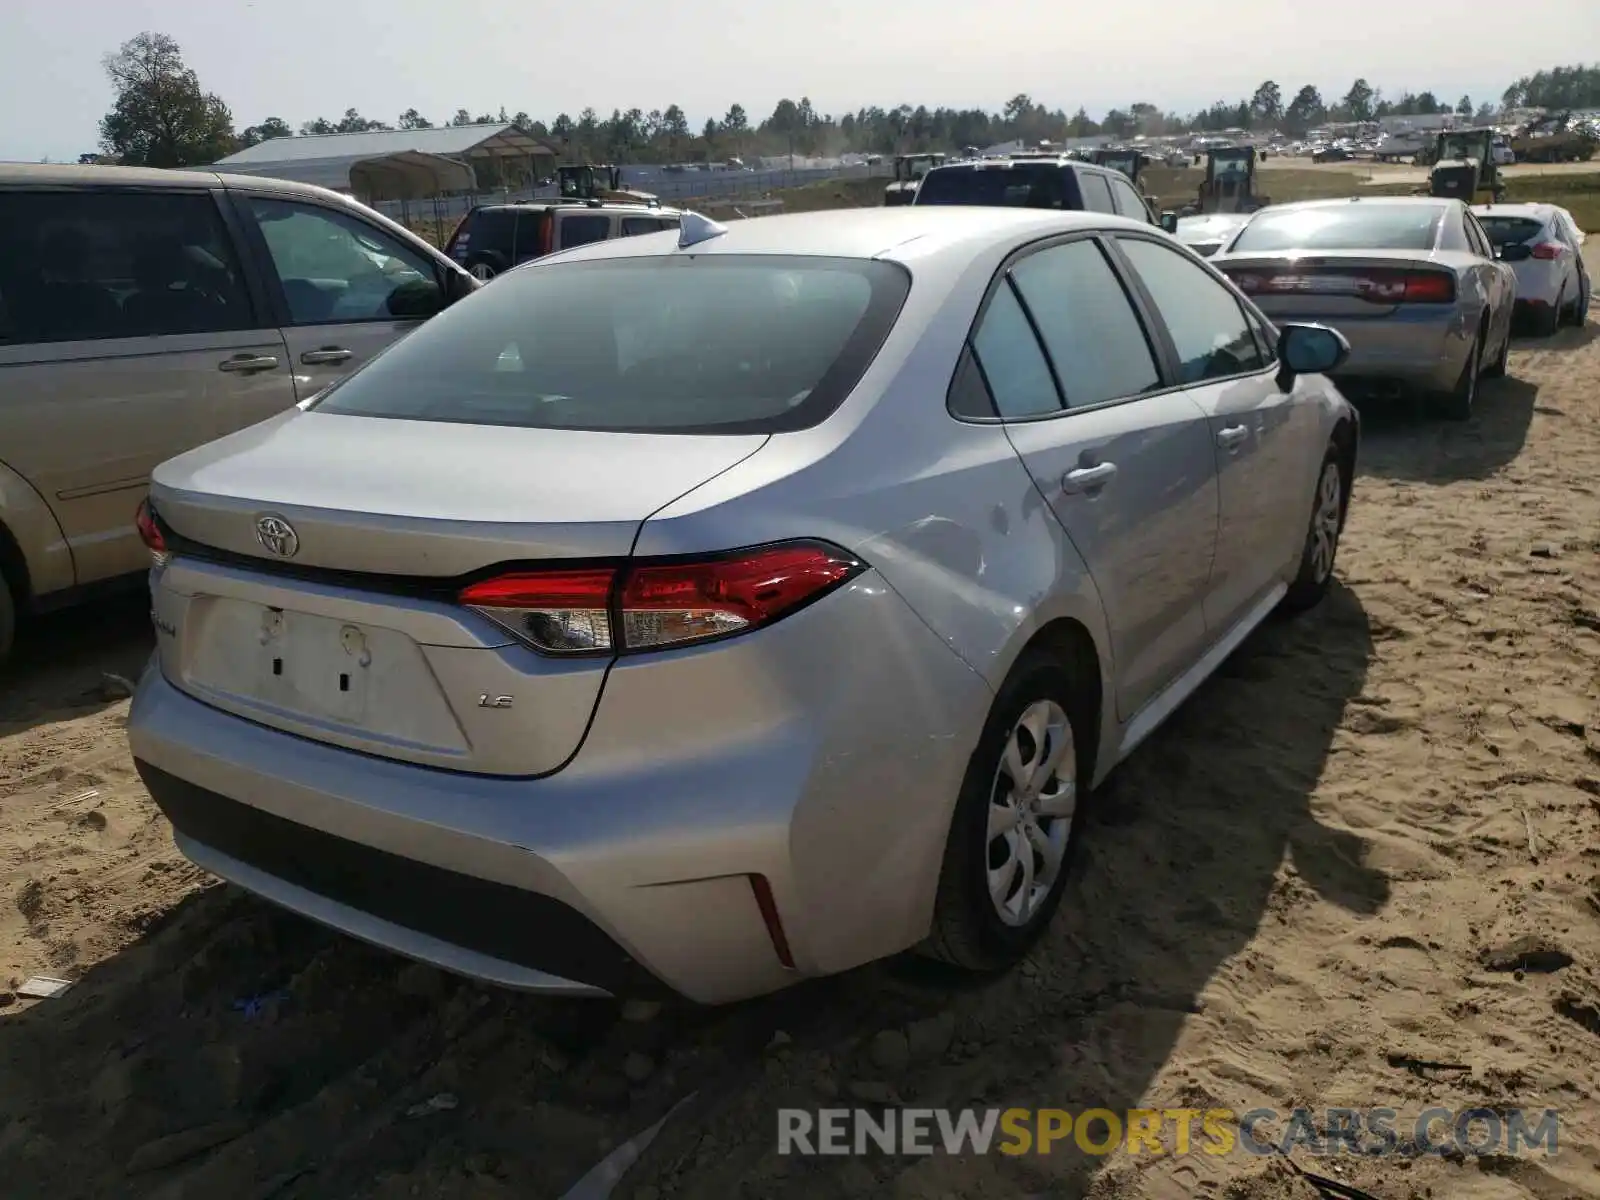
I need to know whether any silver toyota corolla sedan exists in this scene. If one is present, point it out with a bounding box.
[128,207,1360,1005]
[1212,197,1517,420]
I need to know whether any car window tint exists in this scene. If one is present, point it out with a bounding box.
[0,190,253,344]
[970,282,1061,418]
[559,214,612,248]
[1009,239,1161,407]
[1078,173,1115,213]
[250,198,436,326]
[1118,237,1267,383]
[313,256,909,434]
[947,345,996,419]
[1109,177,1149,222]
[1438,213,1470,252]
[621,217,664,238]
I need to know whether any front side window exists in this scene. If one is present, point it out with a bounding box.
[0,190,253,344]
[250,198,437,325]
[312,255,909,434]
[1078,173,1116,213]
[1109,177,1151,223]
[1118,237,1266,383]
[1009,240,1161,407]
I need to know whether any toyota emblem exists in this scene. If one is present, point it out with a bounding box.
[254,514,300,558]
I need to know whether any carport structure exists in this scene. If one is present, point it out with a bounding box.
[209,123,558,210]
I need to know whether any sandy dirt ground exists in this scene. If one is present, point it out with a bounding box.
[1260,158,1600,186]
[3,301,1599,1198]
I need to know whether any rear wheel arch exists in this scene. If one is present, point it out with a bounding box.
[1012,617,1103,786]
[1329,417,1357,523]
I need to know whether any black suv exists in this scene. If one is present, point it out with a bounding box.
[446,201,683,279]
[912,157,1159,225]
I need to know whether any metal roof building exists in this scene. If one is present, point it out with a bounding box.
[208,123,558,201]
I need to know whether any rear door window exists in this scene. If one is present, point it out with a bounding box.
[558,214,613,249]
[0,189,255,344]
[1078,172,1116,213]
[1008,239,1161,407]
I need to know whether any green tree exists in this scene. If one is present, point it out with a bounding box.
[1339,78,1375,121]
[238,116,292,147]
[98,32,236,166]
[398,108,432,129]
[1283,85,1325,135]
[1456,94,1474,116]
[1250,80,1283,125]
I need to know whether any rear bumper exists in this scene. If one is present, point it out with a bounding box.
[1264,306,1468,394]
[128,574,992,1004]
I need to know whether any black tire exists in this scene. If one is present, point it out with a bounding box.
[922,652,1092,972]
[1483,321,1510,378]
[465,254,502,281]
[1535,288,1562,337]
[1281,446,1346,614]
[1431,330,1481,422]
[1560,278,1584,327]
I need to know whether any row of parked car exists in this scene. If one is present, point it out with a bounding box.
[0,152,1581,1006]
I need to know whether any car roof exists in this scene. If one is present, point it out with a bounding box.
[474,201,683,216]
[1,161,340,197]
[543,206,1150,266]
[930,156,1089,170]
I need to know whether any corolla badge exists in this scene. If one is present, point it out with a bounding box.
[254,514,300,558]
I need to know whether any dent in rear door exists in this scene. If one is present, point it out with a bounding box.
[976,236,1219,720]
[240,194,442,404]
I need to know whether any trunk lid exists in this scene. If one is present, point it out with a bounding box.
[149,410,767,776]
[1215,250,1453,320]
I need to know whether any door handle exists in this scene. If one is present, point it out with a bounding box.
[218,354,279,374]
[1061,462,1118,494]
[300,347,354,365]
[1216,424,1250,450]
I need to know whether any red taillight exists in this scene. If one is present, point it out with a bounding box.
[1530,242,1563,261]
[459,568,617,653]
[458,541,863,656]
[1224,268,1453,304]
[537,212,553,255]
[135,498,169,565]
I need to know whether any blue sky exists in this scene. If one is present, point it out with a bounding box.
[4,0,1594,161]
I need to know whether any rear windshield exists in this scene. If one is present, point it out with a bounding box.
[1229,205,1443,253]
[916,164,1077,209]
[1476,216,1544,246]
[312,255,910,434]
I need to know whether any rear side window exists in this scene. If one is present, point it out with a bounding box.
[1230,205,1443,253]
[0,189,254,344]
[1118,237,1266,382]
[1009,240,1161,407]
[621,216,679,238]
[312,255,910,434]
[1078,173,1116,213]
[970,283,1061,418]
[558,214,612,249]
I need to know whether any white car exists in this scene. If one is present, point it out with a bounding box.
[1473,202,1590,334]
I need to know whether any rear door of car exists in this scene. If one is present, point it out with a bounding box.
[1109,232,1315,633]
[232,191,454,405]
[955,231,1219,720]
[0,184,295,587]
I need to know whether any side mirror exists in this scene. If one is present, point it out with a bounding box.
[385,277,447,318]
[443,268,480,305]
[1276,323,1350,391]
[1160,211,1179,234]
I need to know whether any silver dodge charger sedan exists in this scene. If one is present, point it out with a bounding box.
[1211,197,1517,421]
[128,206,1359,1004]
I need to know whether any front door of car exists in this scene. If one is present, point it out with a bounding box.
[0,187,296,586]
[972,235,1220,721]
[1110,234,1316,635]
[240,195,447,408]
